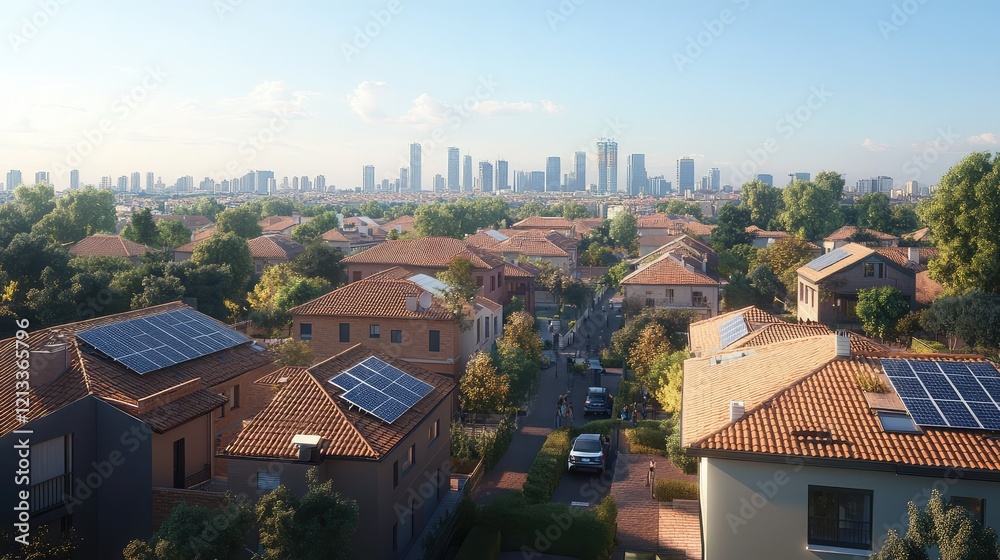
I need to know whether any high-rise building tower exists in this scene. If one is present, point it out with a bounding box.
[363,165,375,193]
[100,176,113,190]
[756,174,773,187]
[117,176,128,191]
[130,172,141,193]
[35,171,50,185]
[626,154,648,196]
[299,175,310,192]
[462,155,473,193]
[546,157,561,192]
[433,174,445,191]
[788,172,810,185]
[676,158,695,193]
[315,175,326,192]
[399,167,409,192]
[906,180,919,198]
[6,170,22,191]
[574,151,586,191]
[479,161,494,192]
[496,159,508,191]
[597,139,618,194]
[145,172,154,191]
[409,142,422,191]
[70,169,80,190]
[707,167,720,191]
[447,147,460,191]
[257,171,275,194]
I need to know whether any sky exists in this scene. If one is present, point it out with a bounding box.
[2,0,998,192]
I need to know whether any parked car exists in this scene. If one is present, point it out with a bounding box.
[584,386,613,415]
[567,433,609,474]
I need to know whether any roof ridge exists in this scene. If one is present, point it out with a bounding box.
[303,366,378,459]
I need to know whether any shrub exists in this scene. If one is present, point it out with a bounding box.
[856,372,886,393]
[912,337,948,353]
[599,348,623,368]
[625,420,669,456]
[663,416,698,474]
[453,527,500,560]
[572,419,621,438]
[522,427,572,503]
[615,379,644,408]
[451,418,515,471]
[654,479,700,502]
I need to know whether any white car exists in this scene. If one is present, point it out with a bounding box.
[567,433,609,474]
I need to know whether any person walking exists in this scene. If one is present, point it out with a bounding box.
[567,400,575,423]
[646,460,656,487]
[621,405,629,422]
[555,402,562,428]
[630,406,638,428]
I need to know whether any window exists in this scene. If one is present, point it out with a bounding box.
[299,323,312,340]
[950,496,985,525]
[878,412,919,433]
[864,262,874,277]
[666,289,675,303]
[391,329,402,343]
[428,419,439,444]
[32,435,72,512]
[255,263,263,273]
[392,461,399,489]
[429,330,440,352]
[402,444,415,474]
[352,271,362,282]
[494,316,498,336]
[799,282,804,301]
[339,323,350,343]
[808,486,873,551]
[257,471,279,491]
[491,276,495,291]
[877,262,886,278]
[645,298,655,308]
[477,318,481,343]
[218,393,226,418]
[370,324,380,339]
[485,317,490,338]
[229,384,240,410]
[476,276,483,287]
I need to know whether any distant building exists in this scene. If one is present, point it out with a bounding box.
[649,176,671,197]
[117,175,128,191]
[433,173,445,191]
[906,180,919,198]
[462,155,473,193]
[447,147,460,191]
[545,157,561,192]
[6,170,22,191]
[788,172,810,184]
[574,151,586,191]
[409,142,422,191]
[855,176,893,195]
[70,169,80,189]
[362,165,375,193]
[479,161,494,192]
[257,170,274,194]
[756,173,773,187]
[315,175,326,192]
[597,139,618,194]
[399,167,408,192]
[530,171,545,193]
[677,158,695,192]
[35,171,50,185]
[199,177,215,192]
[707,167,720,191]
[130,172,141,193]
[145,172,154,191]
[100,176,113,190]
[496,159,509,191]
[627,154,648,196]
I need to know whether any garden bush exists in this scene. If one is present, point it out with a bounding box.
[654,479,699,502]
[625,420,669,456]
[522,427,571,503]
[663,416,698,474]
[451,418,515,471]
[572,419,621,438]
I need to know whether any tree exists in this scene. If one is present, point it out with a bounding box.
[123,499,253,560]
[255,470,359,560]
[581,244,614,266]
[122,208,161,246]
[722,271,758,311]
[357,200,384,219]
[889,204,920,236]
[748,264,783,303]
[33,187,117,243]
[0,202,33,248]
[552,200,589,219]
[919,152,1000,294]
[290,211,340,244]
[651,350,689,414]
[215,206,262,239]
[711,204,752,251]
[176,197,225,222]
[0,525,77,560]
[384,202,418,221]
[562,279,592,311]
[460,351,511,413]
[192,232,254,290]
[921,292,1000,350]
[516,200,548,220]
[740,180,784,229]
[854,192,893,233]
[603,261,630,289]
[628,323,672,387]
[290,242,345,286]
[273,277,332,314]
[167,261,234,320]
[13,182,56,223]
[778,173,844,240]
[717,244,757,278]
[609,212,638,249]
[856,286,910,340]
[870,490,999,560]
[157,219,192,248]
[415,203,461,238]
[611,308,698,358]
[437,257,479,330]
[497,311,543,364]
[657,200,703,221]
[271,338,315,366]
[131,275,185,309]
[259,198,298,219]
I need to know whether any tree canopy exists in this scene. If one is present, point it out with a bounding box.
[871,489,999,560]
[437,257,478,330]
[192,232,254,290]
[711,204,752,251]
[415,198,511,238]
[214,205,263,239]
[609,212,638,249]
[33,187,117,243]
[122,208,160,247]
[739,180,784,230]
[856,286,910,340]
[656,200,703,221]
[290,211,340,244]
[256,471,359,560]
[460,351,511,413]
[778,171,845,240]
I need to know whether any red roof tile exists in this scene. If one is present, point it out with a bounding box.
[343,237,503,269]
[247,235,305,260]
[620,253,719,287]
[824,225,899,242]
[289,274,454,320]
[68,234,154,259]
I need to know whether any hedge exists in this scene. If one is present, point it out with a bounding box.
[522,427,572,503]
[453,527,501,560]
[654,479,699,502]
[625,420,669,456]
[571,418,621,438]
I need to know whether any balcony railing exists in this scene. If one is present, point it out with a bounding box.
[184,464,212,489]
[31,473,72,513]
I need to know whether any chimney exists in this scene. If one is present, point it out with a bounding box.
[729,401,745,422]
[835,330,851,358]
[292,211,301,224]
[292,434,322,462]
[30,340,70,386]
[907,246,920,264]
[702,255,708,273]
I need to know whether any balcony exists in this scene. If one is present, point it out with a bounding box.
[31,473,72,513]
[692,296,709,308]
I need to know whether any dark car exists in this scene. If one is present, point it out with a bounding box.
[567,433,609,473]
[584,386,613,415]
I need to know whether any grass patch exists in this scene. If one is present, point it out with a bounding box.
[654,479,699,502]
[625,420,669,456]
[522,427,572,503]
[912,337,948,353]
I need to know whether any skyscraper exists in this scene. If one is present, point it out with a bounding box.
[707,167,720,191]
[447,147,460,192]
[479,161,494,192]
[649,176,671,197]
[788,172,810,184]
[315,175,326,192]
[546,157,561,192]
[433,174,445,191]
[299,175,310,192]
[70,169,80,190]
[756,173,773,187]
[906,180,919,198]
[117,175,128,191]
[574,151,586,191]
[399,167,409,192]
[292,177,299,191]
[363,165,375,193]
[257,170,275,194]
[6,170,22,191]
[597,139,618,194]
[496,159,508,191]
[462,155,473,193]
[100,176,113,190]
[130,172,141,192]
[530,171,545,192]
[35,171,50,185]
[409,142,422,191]
[676,158,695,193]
[626,154,648,196]
[146,172,155,191]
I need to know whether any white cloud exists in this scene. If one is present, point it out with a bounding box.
[541,100,564,114]
[862,138,890,151]
[967,133,999,145]
[472,100,536,116]
[347,81,389,123]
[219,80,317,119]
[398,93,451,127]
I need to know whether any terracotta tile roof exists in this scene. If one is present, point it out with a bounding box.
[635,235,717,270]
[684,222,717,237]
[224,345,456,460]
[495,235,568,257]
[475,295,503,312]
[383,215,416,233]
[139,389,228,433]
[732,322,832,348]
[342,216,385,236]
[501,262,537,279]
[745,225,791,239]
[259,216,300,233]
[824,225,899,242]
[875,246,939,271]
[0,302,275,436]
[797,243,880,283]
[511,216,576,229]
[192,227,216,242]
[638,234,682,248]
[321,228,350,243]
[288,274,454,320]
[153,215,213,231]
[464,231,504,251]
[688,306,783,356]
[620,253,719,287]
[247,235,305,260]
[848,332,891,355]
[681,335,838,447]
[637,214,689,229]
[68,234,155,259]
[343,237,502,269]
[573,218,603,235]
[690,351,1000,473]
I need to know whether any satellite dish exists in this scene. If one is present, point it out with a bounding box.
[419,292,433,309]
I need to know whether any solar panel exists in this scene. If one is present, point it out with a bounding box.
[328,356,435,423]
[805,248,851,271]
[717,316,749,349]
[76,307,251,375]
[885,359,1000,431]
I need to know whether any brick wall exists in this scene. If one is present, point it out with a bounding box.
[151,488,229,531]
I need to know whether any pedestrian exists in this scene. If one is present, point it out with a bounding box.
[621,405,629,421]
[567,401,575,422]
[555,404,562,428]
[646,460,656,487]
[630,406,638,427]
[560,399,567,419]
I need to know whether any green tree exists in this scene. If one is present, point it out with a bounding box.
[122,208,161,246]
[778,172,845,240]
[871,490,999,560]
[603,261,631,289]
[919,152,1000,294]
[437,257,479,330]
[123,499,253,560]
[290,211,340,244]
[656,200,703,221]
[890,204,920,236]
[290,242,345,286]
[271,338,315,367]
[856,286,911,340]
[256,470,359,560]
[921,292,1000,350]
[215,205,262,239]
[461,351,511,413]
[581,244,614,266]
[192,232,254,290]
[711,204,752,251]
[13,182,56,223]
[722,271,758,311]
[516,200,548,220]
[33,187,117,243]
[553,200,589,219]
[357,200,385,219]
[611,308,698,357]
[854,192,893,232]
[562,279,592,310]
[748,264,783,303]
[273,277,332,314]
[383,202,418,221]
[497,311,543,364]
[0,526,77,560]
[259,198,298,219]
[157,219,192,248]
[740,180,784,229]
[132,275,185,309]
[651,350,689,414]
[717,245,757,278]
[0,202,33,248]
[609,212,638,249]
[167,261,234,320]
[628,323,672,387]
[415,203,462,238]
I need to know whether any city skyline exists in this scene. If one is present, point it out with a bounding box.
[4,1,998,191]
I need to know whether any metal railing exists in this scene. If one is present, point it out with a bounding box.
[184,464,211,489]
[31,473,72,513]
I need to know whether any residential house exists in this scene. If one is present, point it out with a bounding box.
[620,251,722,317]
[637,234,682,257]
[636,213,691,237]
[509,215,578,238]
[683,333,1000,559]
[223,345,456,560]
[822,225,899,253]
[796,242,916,324]
[0,303,275,558]
[875,246,943,306]
[467,229,579,277]
[744,225,791,249]
[339,216,388,252]
[500,261,538,314]
[320,228,352,254]
[288,267,502,376]
[383,215,417,235]
[173,234,305,273]
[632,234,717,273]
[68,234,155,263]
[152,214,213,232]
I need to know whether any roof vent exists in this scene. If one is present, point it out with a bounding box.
[729,401,745,422]
[31,337,70,386]
[292,434,322,462]
[835,330,851,357]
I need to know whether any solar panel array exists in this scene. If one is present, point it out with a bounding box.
[806,248,851,271]
[76,308,252,375]
[882,358,1000,430]
[329,356,435,423]
[718,316,749,349]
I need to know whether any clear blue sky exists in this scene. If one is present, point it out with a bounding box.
[3,0,997,191]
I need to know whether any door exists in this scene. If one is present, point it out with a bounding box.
[173,438,185,488]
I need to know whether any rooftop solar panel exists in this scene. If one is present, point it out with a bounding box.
[717,316,749,349]
[76,307,252,375]
[328,356,435,423]
[805,248,851,271]
[886,358,1000,432]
